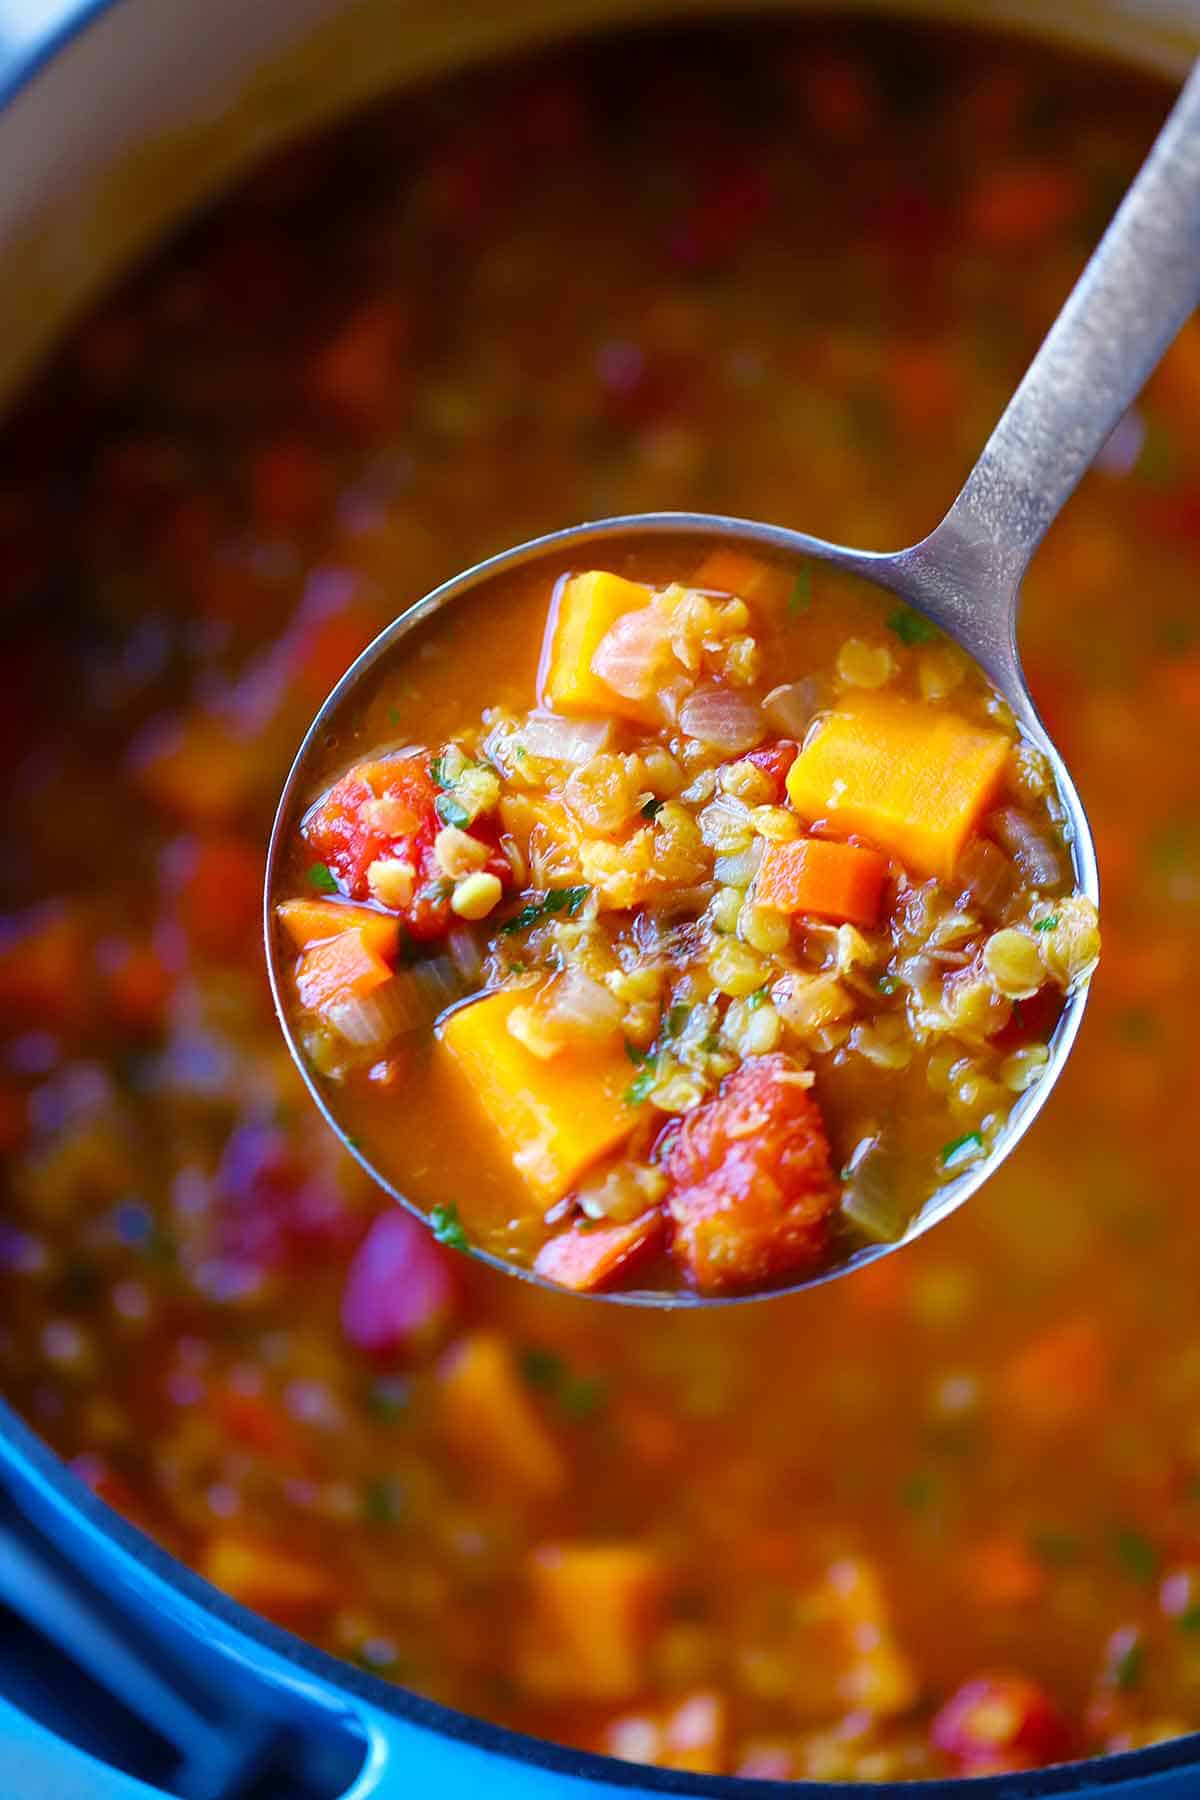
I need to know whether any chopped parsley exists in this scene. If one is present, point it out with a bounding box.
[1034,914,1060,933]
[499,885,590,934]
[306,861,339,893]
[361,1477,405,1524]
[788,568,812,616]
[429,752,451,789]
[624,1039,652,1066]
[435,792,470,829]
[386,707,402,728]
[877,974,899,996]
[641,796,666,819]
[429,1203,469,1250]
[1112,1635,1145,1690]
[746,986,769,1010]
[625,1064,659,1105]
[1178,1606,1200,1634]
[666,1003,692,1037]
[1111,1527,1158,1585]
[520,1346,608,1419]
[886,605,938,646]
[941,1131,984,1172]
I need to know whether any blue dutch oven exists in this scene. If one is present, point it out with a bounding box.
[0,2,1199,1796]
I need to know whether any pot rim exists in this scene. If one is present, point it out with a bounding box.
[0,2,1198,1792]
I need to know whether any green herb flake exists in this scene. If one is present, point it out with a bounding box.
[1112,1527,1159,1585]
[306,862,339,893]
[520,1348,566,1392]
[387,707,403,728]
[624,1039,652,1066]
[641,796,666,820]
[941,1131,984,1172]
[1112,1636,1145,1690]
[666,1003,692,1037]
[625,1065,659,1106]
[1178,1606,1200,1635]
[1033,914,1060,934]
[1028,1527,1081,1567]
[899,1470,940,1513]
[877,974,899,996]
[886,605,938,646]
[362,1477,405,1524]
[746,986,769,1010]
[499,886,590,935]
[559,1373,609,1420]
[787,568,812,617]
[429,1203,469,1251]
[435,792,470,829]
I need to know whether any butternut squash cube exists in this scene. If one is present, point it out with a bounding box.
[202,1535,333,1615]
[438,985,638,1205]
[539,570,657,721]
[693,546,789,608]
[277,897,399,955]
[785,697,1009,880]
[516,1541,667,1700]
[438,1330,565,1498]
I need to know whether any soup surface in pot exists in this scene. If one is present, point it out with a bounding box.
[0,16,1196,1780]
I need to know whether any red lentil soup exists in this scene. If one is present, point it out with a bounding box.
[0,15,1195,1781]
[272,540,1096,1297]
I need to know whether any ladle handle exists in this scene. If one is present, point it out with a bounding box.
[905,58,1200,678]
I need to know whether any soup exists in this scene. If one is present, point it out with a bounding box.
[0,16,1194,1781]
[274,541,1095,1296]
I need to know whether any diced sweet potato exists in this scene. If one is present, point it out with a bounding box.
[693,546,788,608]
[539,570,659,721]
[785,698,1010,881]
[277,897,401,956]
[202,1534,334,1614]
[516,1541,667,1700]
[296,927,394,1014]
[438,1330,565,1497]
[666,1055,838,1292]
[438,986,638,1205]
[534,1209,667,1292]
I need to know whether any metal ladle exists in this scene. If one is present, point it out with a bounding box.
[266,62,1200,1305]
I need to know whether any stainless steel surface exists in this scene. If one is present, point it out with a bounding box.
[268,54,1200,1305]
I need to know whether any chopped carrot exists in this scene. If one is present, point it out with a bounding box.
[277,897,400,957]
[202,1535,333,1614]
[534,1209,666,1292]
[174,836,263,959]
[756,836,888,926]
[539,570,659,721]
[133,712,258,823]
[968,162,1083,248]
[785,698,1010,880]
[1003,1316,1110,1430]
[693,546,789,607]
[438,985,638,1207]
[438,1330,565,1498]
[296,927,394,1014]
[963,1536,1047,1608]
[516,1541,667,1700]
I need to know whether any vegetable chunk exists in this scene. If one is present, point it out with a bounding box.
[785,698,1009,880]
[756,836,887,926]
[540,570,659,721]
[517,1542,667,1700]
[534,1209,666,1292]
[666,1055,838,1291]
[296,927,394,1013]
[277,897,400,955]
[438,1330,565,1497]
[438,985,638,1205]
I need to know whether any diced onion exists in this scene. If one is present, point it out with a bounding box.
[539,968,623,1040]
[763,678,827,737]
[840,1138,908,1243]
[679,685,765,753]
[327,955,467,1049]
[954,837,1017,922]
[590,608,677,701]
[517,711,613,766]
[446,925,484,984]
[988,807,1063,890]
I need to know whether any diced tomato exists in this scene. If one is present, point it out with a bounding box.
[303,752,508,940]
[743,739,799,801]
[931,1671,1073,1774]
[341,1207,460,1360]
[665,1055,838,1292]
